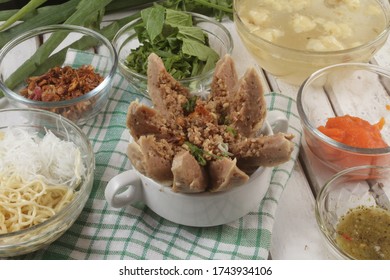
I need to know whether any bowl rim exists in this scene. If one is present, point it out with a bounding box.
[0,24,118,108]
[297,62,390,155]
[233,0,390,56]
[314,164,390,260]
[112,11,234,83]
[0,108,95,244]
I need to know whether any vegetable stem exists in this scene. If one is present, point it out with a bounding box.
[0,0,48,31]
[193,0,232,13]
[0,0,80,49]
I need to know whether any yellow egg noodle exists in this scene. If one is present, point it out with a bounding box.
[0,127,84,234]
[0,175,75,234]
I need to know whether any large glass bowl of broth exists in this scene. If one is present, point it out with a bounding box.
[316,165,390,260]
[233,0,390,85]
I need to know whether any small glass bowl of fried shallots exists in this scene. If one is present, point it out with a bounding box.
[0,24,117,125]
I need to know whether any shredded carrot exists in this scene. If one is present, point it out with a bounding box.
[318,115,388,149]
[386,104,390,111]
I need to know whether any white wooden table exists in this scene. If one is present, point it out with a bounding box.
[2,11,388,260]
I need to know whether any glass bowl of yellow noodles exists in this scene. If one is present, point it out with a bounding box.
[0,108,94,257]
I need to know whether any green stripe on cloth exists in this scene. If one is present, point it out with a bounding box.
[5,51,302,260]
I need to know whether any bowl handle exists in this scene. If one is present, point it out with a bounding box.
[267,111,289,134]
[105,169,143,208]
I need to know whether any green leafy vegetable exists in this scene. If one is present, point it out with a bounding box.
[124,4,220,80]
[185,141,226,166]
[185,142,208,166]
[141,4,165,42]
[161,0,233,21]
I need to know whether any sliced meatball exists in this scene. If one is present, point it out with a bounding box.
[206,54,238,119]
[126,101,162,141]
[127,100,185,144]
[171,150,208,193]
[147,53,190,118]
[228,68,267,138]
[208,157,249,192]
[231,133,295,173]
[127,135,176,185]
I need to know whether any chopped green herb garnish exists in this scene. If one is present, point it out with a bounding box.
[218,114,231,126]
[185,141,226,166]
[183,95,198,114]
[217,142,233,157]
[226,126,237,137]
[185,141,207,166]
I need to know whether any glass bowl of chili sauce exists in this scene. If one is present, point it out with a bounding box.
[297,63,390,171]
[0,24,118,125]
[316,165,390,259]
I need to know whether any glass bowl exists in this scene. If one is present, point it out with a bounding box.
[0,108,94,257]
[0,24,118,125]
[316,165,390,260]
[112,12,233,98]
[234,0,390,85]
[297,62,390,171]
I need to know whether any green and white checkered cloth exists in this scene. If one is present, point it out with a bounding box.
[6,51,302,260]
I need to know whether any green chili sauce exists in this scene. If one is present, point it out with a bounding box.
[335,206,390,259]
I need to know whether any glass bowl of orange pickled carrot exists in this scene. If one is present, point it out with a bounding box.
[297,63,390,171]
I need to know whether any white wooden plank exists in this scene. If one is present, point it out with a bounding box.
[371,34,390,68]
[324,70,390,143]
[225,21,332,259]
[270,161,335,259]
[299,136,338,194]
[0,37,39,78]
[265,74,300,100]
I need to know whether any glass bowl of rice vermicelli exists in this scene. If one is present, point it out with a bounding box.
[0,108,94,257]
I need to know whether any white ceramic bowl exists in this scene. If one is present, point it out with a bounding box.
[105,112,288,227]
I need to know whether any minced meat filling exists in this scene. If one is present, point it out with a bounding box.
[157,72,189,117]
